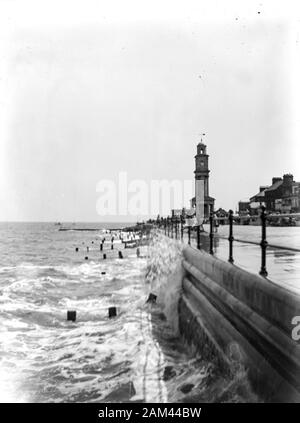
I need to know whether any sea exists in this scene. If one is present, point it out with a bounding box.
[3,222,295,403]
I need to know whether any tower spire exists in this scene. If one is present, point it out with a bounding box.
[199,132,206,143]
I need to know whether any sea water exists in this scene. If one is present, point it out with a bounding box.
[0,222,257,403]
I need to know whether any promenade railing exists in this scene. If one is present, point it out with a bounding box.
[156,210,300,279]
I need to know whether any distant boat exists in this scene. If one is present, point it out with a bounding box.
[54,222,61,226]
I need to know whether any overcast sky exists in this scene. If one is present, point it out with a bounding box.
[0,0,299,222]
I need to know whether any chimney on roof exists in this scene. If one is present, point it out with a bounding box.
[272,177,282,185]
[283,174,293,184]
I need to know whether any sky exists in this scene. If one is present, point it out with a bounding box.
[0,0,299,222]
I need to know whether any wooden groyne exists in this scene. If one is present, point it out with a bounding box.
[59,228,99,231]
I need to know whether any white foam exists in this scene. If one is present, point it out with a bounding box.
[146,232,183,334]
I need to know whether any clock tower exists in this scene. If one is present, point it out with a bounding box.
[194,142,210,197]
[193,141,215,218]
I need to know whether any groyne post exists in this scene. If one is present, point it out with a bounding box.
[67,310,76,322]
[228,209,234,263]
[108,307,117,318]
[259,206,268,277]
[209,212,214,255]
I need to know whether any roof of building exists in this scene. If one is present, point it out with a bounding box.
[250,190,266,201]
[265,180,283,192]
[250,179,284,201]
[205,195,215,202]
[191,195,215,202]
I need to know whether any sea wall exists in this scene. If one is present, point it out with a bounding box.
[179,245,300,402]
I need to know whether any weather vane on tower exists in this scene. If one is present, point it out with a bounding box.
[198,132,206,143]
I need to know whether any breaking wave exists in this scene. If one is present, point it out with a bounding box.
[145,231,260,403]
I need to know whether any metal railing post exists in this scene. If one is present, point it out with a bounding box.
[228,209,234,263]
[259,206,268,277]
[188,226,191,245]
[209,212,214,255]
[181,218,184,241]
[197,224,201,250]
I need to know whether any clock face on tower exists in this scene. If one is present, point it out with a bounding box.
[200,161,204,166]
